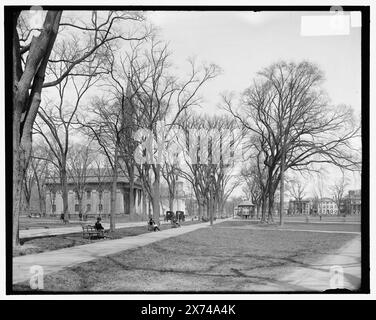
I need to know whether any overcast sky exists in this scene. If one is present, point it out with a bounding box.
[147,11,361,115]
[146,10,362,197]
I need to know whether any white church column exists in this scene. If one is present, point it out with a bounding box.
[45,191,51,216]
[68,190,75,216]
[56,191,63,215]
[116,189,123,214]
[91,190,98,216]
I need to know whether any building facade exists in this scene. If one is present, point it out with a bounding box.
[339,189,361,215]
[289,197,339,216]
[45,170,144,218]
[159,180,186,216]
[315,197,338,215]
[288,199,312,215]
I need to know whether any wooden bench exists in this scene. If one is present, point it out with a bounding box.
[81,225,107,239]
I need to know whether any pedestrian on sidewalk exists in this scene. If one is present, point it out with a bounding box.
[60,213,68,224]
[149,218,160,232]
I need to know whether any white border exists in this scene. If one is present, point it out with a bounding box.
[0,0,374,300]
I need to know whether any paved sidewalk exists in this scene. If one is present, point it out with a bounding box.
[13,219,226,284]
[19,221,171,239]
[279,236,361,291]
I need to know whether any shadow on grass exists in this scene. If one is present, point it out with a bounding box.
[13,226,358,292]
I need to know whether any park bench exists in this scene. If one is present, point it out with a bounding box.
[81,224,107,239]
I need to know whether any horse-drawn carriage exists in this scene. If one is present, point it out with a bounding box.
[165,210,185,228]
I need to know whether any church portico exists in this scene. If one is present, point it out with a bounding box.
[45,171,144,218]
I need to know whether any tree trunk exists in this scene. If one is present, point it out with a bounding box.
[110,147,118,231]
[12,11,62,246]
[142,187,147,220]
[35,175,46,216]
[22,190,31,217]
[13,113,26,246]
[169,194,174,212]
[268,194,274,222]
[129,172,135,217]
[261,196,267,222]
[279,150,285,226]
[39,195,46,217]
[219,201,225,218]
[152,165,161,223]
[206,201,210,221]
[78,196,83,220]
[197,200,202,220]
[60,168,69,221]
[148,197,152,218]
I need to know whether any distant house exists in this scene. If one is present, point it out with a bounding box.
[339,189,361,215]
[316,197,338,215]
[288,199,312,215]
[289,197,338,216]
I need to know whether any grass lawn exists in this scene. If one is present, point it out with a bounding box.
[13,222,358,292]
[19,217,84,230]
[19,215,199,230]
[19,215,149,230]
[218,220,361,232]
[14,220,202,257]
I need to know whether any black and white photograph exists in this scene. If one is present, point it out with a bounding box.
[3,3,371,298]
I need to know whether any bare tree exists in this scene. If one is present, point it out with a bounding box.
[240,163,264,218]
[12,10,148,245]
[128,38,220,223]
[92,158,112,216]
[161,156,179,212]
[78,96,124,231]
[330,173,349,216]
[175,113,239,222]
[222,61,360,225]
[22,161,35,216]
[34,66,99,221]
[29,145,50,216]
[286,176,306,214]
[67,143,94,220]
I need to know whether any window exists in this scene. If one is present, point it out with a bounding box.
[86,190,91,199]
[52,204,56,213]
[75,204,79,212]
